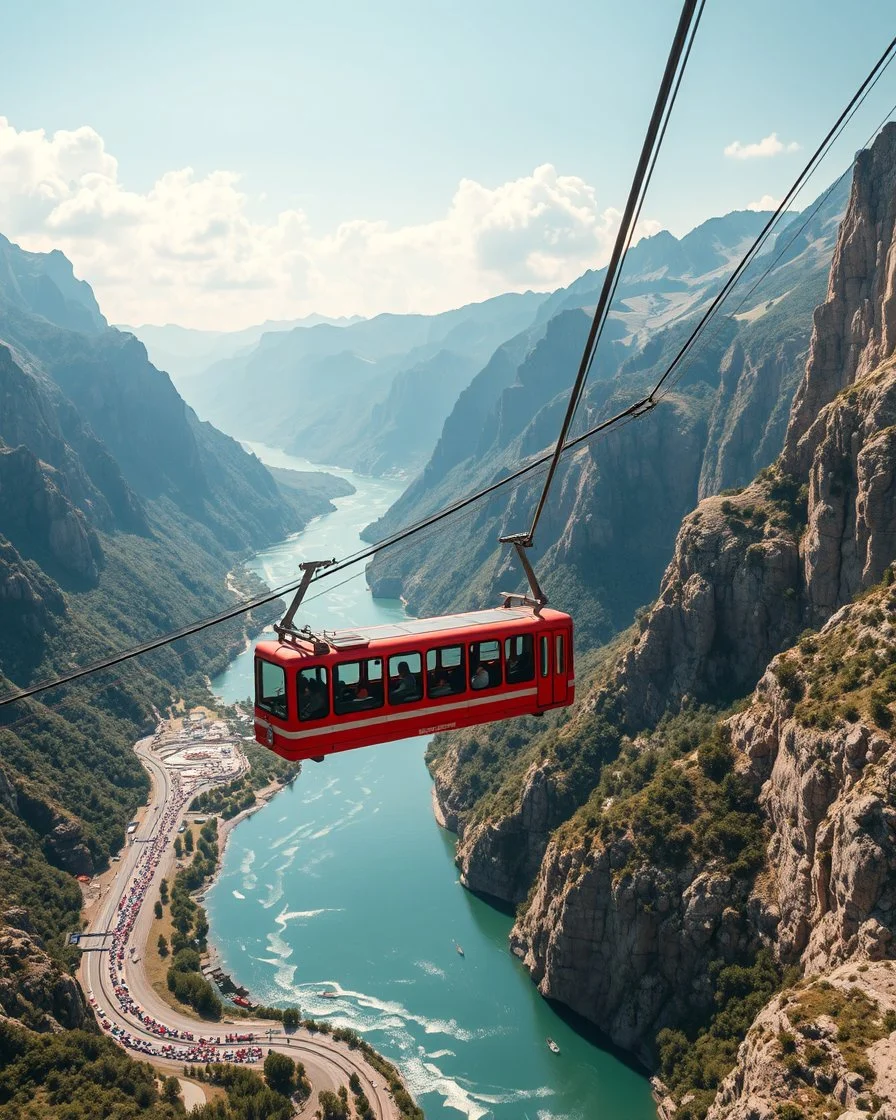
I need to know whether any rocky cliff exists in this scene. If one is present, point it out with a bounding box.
[429,123,896,1120]
[0,443,102,585]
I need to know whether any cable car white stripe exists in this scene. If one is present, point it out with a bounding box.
[256,688,539,740]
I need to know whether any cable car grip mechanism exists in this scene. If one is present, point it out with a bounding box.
[498,533,547,614]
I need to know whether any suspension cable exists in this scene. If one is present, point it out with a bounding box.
[520,0,703,545]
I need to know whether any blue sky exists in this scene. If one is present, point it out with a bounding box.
[2,1,895,327]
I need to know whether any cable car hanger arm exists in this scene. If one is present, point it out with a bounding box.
[275,559,335,645]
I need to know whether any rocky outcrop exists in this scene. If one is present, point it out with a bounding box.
[799,355,896,622]
[453,759,572,903]
[708,964,896,1120]
[0,926,88,1031]
[782,124,896,481]
[512,846,751,1063]
[0,536,66,640]
[732,585,896,973]
[613,484,803,729]
[0,443,102,583]
[14,784,95,876]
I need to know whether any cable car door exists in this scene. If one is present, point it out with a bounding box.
[552,631,568,704]
[536,633,553,707]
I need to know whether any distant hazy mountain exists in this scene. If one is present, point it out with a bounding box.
[0,231,107,334]
[177,290,548,476]
[363,182,850,642]
[121,313,363,381]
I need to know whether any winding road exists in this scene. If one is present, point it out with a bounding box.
[79,726,399,1118]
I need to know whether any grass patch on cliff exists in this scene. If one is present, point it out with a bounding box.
[788,575,896,732]
[558,704,766,880]
[788,981,890,1083]
[657,950,791,1120]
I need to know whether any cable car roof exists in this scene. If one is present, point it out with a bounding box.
[326,607,533,648]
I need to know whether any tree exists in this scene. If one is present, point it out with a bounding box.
[282,1007,300,1030]
[184,829,194,853]
[318,1089,349,1119]
[174,836,183,858]
[157,934,169,958]
[154,900,163,919]
[162,1076,181,1103]
[159,878,169,903]
[264,1050,297,1097]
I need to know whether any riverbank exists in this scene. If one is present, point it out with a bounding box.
[77,710,405,1120]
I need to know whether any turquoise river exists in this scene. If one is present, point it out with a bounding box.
[207,442,656,1120]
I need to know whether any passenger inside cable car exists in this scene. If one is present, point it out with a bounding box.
[389,658,421,704]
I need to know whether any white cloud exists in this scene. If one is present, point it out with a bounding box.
[724,133,800,160]
[746,194,781,212]
[0,116,658,330]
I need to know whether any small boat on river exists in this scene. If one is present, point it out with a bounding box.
[546,1037,560,1054]
[455,942,464,957]
[319,990,339,999]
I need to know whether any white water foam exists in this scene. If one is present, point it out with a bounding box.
[271,821,316,850]
[274,904,343,931]
[415,960,447,980]
[259,881,284,909]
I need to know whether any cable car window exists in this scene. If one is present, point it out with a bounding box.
[540,636,550,678]
[556,634,565,675]
[505,635,534,683]
[298,666,329,722]
[256,660,287,720]
[388,653,422,704]
[470,640,502,690]
[426,645,466,698]
[334,657,384,715]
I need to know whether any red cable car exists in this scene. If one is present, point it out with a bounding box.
[254,554,574,763]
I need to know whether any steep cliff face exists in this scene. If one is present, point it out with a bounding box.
[733,582,896,975]
[0,343,146,534]
[513,845,751,1064]
[608,127,896,731]
[0,925,88,1031]
[0,537,66,642]
[612,482,803,729]
[0,443,102,584]
[428,125,896,1119]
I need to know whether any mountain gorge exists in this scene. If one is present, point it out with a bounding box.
[426,123,896,1119]
[364,178,846,649]
[0,233,348,1049]
[159,291,547,477]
